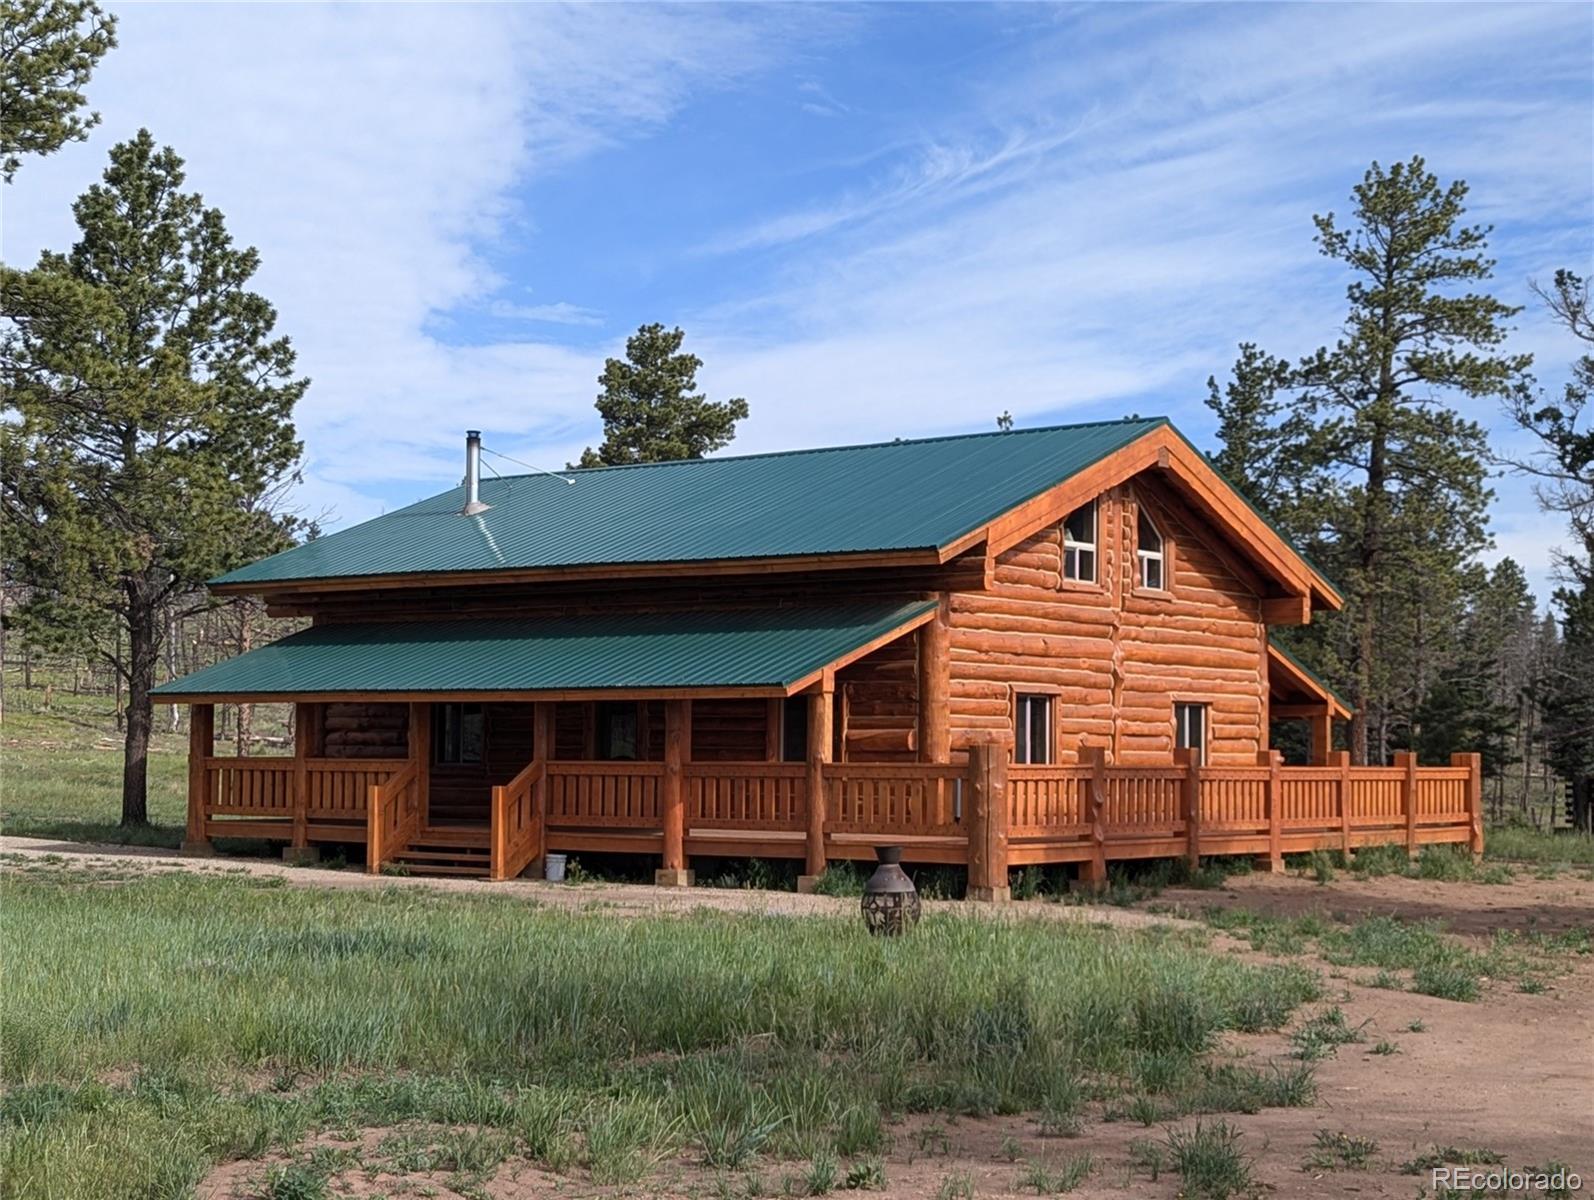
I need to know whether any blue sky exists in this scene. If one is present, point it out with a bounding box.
[5,3,1591,600]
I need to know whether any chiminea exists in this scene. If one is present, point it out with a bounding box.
[860,845,920,936]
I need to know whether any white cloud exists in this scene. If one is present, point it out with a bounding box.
[1,3,839,527]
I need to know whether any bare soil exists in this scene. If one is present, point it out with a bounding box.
[5,836,1590,1198]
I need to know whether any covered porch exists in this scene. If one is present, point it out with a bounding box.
[156,600,950,884]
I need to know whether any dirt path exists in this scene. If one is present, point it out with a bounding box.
[7,835,1591,1197]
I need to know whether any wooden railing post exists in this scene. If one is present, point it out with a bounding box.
[797,682,834,892]
[490,784,509,881]
[1175,747,1201,871]
[1330,750,1352,861]
[1077,746,1109,892]
[1454,751,1484,861]
[1259,749,1283,873]
[182,703,216,856]
[1396,750,1419,860]
[965,738,1010,902]
[657,698,693,887]
[366,782,384,873]
[281,702,316,864]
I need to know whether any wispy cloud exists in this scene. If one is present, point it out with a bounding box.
[485,300,605,327]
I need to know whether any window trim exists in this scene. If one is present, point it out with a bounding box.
[1137,506,1167,593]
[1061,499,1098,585]
[1013,691,1055,765]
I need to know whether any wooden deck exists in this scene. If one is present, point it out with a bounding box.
[188,740,1482,895]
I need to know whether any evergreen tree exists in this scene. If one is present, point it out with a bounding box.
[1203,342,1295,513]
[1,131,307,825]
[0,0,116,180]
[576,324,749,468]
[1291,157,1530,762]
[1507,269,1594,547]
[1541,550,1594,831]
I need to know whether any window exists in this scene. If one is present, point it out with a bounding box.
[597,702,638,761]
[1014,693,1053,764]
[781,695,809,762]
[1062,500,1097,582]
[434,703,484,765]
[1175,703,1207,765]
[1138,509,1165,590]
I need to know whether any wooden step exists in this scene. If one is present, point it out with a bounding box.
[415,825,491,847]
[389,861,490,878]
[394,847,490,862]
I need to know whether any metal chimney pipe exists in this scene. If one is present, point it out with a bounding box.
[460,430,490,515]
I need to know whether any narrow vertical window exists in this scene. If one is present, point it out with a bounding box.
[433,703,484,764]
[781,695,809,762]
[1014,693,1053,764]
[1062,500,1097,582]
[596,701,638,761]
[1175,703,1207,765]
[1138,509,1165,590]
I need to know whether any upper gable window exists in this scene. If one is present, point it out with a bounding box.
[1137,509,1165,590]
[1062,500,1097,582]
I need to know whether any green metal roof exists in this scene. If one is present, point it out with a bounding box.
[213,417,1168,586]
[152,601,936,698]
[1268,636,1353,713]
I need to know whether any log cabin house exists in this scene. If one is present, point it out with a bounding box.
[155,418,1482,896]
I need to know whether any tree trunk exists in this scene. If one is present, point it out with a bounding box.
[120,580,160,827]
[1351,423,1386,766]
[235,603,253,755]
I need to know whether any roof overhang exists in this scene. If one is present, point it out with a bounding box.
[1267,641,1352,720]
[152,601,936,705]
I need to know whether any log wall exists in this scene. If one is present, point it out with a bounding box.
[322,702,408,759]
[949,480,1268,766]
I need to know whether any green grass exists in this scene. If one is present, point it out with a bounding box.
[1165,1120,1255,1200]
[1485,825,1594,867]
[0,860,1324,1198]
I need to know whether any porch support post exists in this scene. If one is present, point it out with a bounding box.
[530,701,552,877]
[797,679,834,892]
[1307,711,1333,766]
[182,703,215,856]
[656,698,693,887]
[918,596,951,763]
[409,702,431,829]
[965,737,1010,902]
[765,698,782,762]
[283,701,319,864]
[1397,749,1419,861]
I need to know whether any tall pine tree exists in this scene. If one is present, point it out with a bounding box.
[1292,157,1529,763]
[1,131,307,825]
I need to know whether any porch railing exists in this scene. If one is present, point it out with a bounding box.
[366,760,422,872]
[490,758,545,881]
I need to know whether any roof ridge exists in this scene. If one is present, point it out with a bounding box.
[483,414,1169,483]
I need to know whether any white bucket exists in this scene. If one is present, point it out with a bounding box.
[544,853,568,883]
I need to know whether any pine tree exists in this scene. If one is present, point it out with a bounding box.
[0,0,117,180]
[1541,550,1594,831]
[576,324,749,468]
[1291,157,1530,763]
[1203,343,1294,513]
[1,131,307,825]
